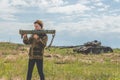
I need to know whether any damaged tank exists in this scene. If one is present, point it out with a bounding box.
[73,40,113,54]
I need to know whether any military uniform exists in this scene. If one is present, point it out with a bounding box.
[23,33,48,80]
[23,33,48,59]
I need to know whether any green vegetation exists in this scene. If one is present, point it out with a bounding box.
[0,42,120,80]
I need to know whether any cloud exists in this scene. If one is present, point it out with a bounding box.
[9,0,90,15]
[0,22,32,35]
[47,3,91,14]
[113,0,120,2]
[45,15,120,35]
[10,0,29,7]
[10,0,66,7]
[0,21,31,42]
[0,0,67,20]
[0,0,110,20]
[0,0,18,20]
[91,0,110,12]
[0,0,120,34]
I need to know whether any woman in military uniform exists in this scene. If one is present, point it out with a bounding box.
[23,20,48,80]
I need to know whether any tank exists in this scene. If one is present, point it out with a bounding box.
[73,40,113,54]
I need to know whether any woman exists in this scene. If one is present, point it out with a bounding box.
[23,20,48,80]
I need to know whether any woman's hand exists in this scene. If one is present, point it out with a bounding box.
[23,34,27,38]
[33,34,39,39]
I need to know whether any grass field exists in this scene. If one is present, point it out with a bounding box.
[0,42,120,80]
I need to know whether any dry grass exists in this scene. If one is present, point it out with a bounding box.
[0,42,120,80]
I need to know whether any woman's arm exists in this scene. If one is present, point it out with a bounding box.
[23,35,33,45]
[36,35,48,48]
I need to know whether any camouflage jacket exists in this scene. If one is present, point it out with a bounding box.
[23,33,48,59]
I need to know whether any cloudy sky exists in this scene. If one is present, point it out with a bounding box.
[0,0,120,48]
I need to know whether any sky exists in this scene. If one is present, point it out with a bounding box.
[0,0,120,48]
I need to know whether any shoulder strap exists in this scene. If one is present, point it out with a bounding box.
[46,33,55,49]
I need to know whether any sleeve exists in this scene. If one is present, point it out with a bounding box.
[36,35,48,48]
[23,35,33,45]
